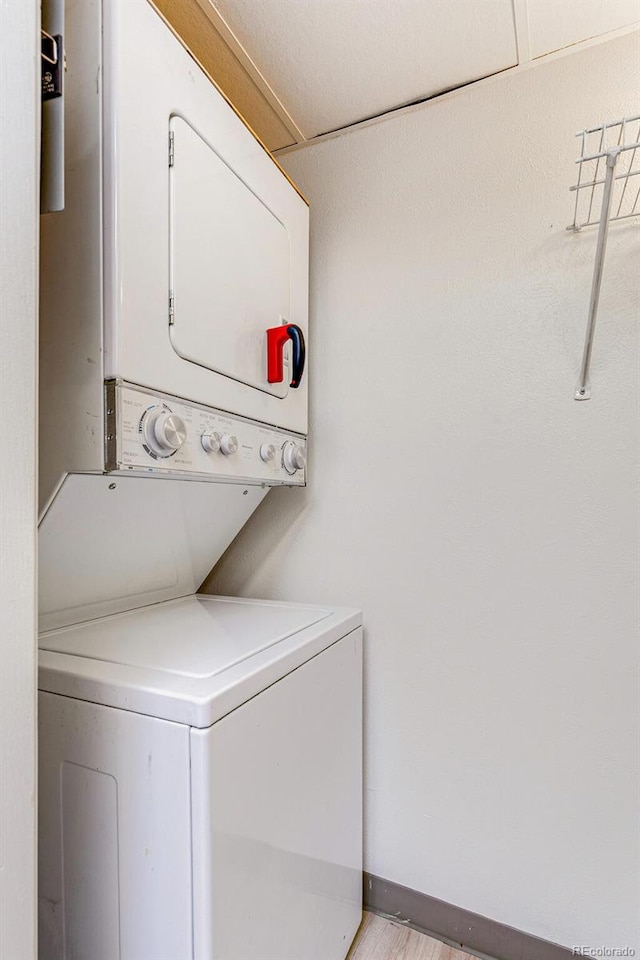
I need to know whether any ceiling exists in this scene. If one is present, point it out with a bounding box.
[208,0,640,143]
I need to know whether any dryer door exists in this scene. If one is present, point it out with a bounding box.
[169,117,291,400]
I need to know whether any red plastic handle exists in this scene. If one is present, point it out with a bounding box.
[266,325,291,384]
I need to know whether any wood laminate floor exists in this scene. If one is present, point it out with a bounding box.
[347,911,476,960]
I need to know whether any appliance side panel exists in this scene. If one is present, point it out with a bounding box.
[38,691,193,960]
[190,629,363,960]
[39,0,105,512]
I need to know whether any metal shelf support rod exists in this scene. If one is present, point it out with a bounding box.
[570,168,640,192]
[577,141,640,164]
[575,147,620,401]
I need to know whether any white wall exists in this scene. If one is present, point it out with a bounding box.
[0,1,39,957]
[206,34,640,951]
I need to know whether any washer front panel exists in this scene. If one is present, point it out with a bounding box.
[108,382,307,485]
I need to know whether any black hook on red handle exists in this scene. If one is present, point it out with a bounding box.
[266,324,306,389]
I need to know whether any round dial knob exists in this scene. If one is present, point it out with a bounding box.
[143,409,187,457]
[260,443,276,463]
[219,434,238,456]
[282,441,306,475]
[201,433,221,454]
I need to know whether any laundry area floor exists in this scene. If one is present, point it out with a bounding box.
[348,911,476,960]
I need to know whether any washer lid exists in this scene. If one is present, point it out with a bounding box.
[38,474,269,632]
[38,595,362,728]
[40,596,330,679]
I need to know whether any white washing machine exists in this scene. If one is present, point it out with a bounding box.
[37,4,361,957]
[38,595,363,960]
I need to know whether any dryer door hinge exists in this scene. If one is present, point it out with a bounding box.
[169,131,175,167]
[169,292,175,325]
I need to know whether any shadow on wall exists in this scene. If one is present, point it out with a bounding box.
[200,485,309,597]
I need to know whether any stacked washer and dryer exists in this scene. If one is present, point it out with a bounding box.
[37,3,363,958]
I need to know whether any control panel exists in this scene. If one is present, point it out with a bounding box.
[105,382,306,485]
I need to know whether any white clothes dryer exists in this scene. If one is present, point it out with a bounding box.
[40,0,308,512]
[38,595,363,960]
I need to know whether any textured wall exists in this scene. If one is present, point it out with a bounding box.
[205,33,640,950]
[0,1,38,956]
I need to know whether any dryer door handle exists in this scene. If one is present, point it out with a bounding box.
[286,324,305,389]
[267,324,306,389]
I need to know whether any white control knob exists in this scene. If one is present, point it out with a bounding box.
[282,441,306,475]
[219,434,238,456]
[201,433,221,454]
[260,443,276,463]
[143,409,187,456]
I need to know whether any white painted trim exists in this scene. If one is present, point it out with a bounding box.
[193,0,308,143]
[0,0,39,956]
[512,0,531,64]
[275,22,640,157]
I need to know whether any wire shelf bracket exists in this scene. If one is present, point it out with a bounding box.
[568,114,640,400]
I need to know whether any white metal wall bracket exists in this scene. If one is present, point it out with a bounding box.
[574,148,620,401]
[569,115,640,401]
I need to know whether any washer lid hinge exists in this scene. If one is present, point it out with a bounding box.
[169,130,175,167]
[169,292,175,325]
